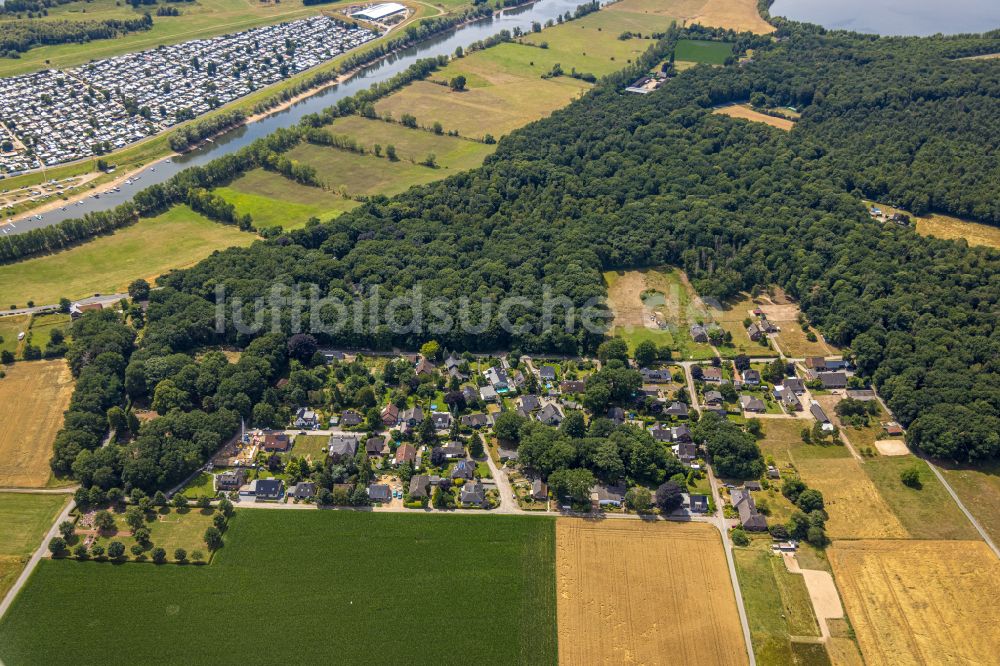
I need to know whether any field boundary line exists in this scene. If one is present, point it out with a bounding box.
[926,462,1000,559]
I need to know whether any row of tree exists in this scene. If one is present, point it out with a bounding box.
[0,14,153,56]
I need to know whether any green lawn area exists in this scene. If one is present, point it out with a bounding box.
[734,539,826,666]
[26,313,72,350]
[286,142,452,196]
[0,511,557,665]
[0,205,255,306]
[179,472,217,500]
[216,168,359,230]
[862,456,978,540]
[290,434,330,461]
[940,461,1000,544]
[0,315,30,357]
[757,419,851,470]
[0,493,68,600]
[81,507,219,561]
[325,116,497,171]
[675,39,733,65]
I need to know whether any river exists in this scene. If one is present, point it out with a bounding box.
[769,0,1000,37]
[5,0,586,235]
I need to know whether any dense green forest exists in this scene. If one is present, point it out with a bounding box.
[47,21,1000,491]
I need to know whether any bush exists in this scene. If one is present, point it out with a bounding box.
[151,547,167,564]
[107,541,125,559]
[48,537,66,556]
[900,465,922,489]
[731,528,750,547]
[174,548,187,562]
[768,524,789,540]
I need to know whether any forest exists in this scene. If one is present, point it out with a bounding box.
[44,20,1000,494]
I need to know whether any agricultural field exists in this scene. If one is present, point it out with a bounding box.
[0,314,30,358]
[284,142,452,196]
[0,493,69,599]
[860,456,977,540]
[604,268,717,359]
[938,462,1000,544]
[556,519,747,665]
[794,458,907,540]
[0,360,75,488]
[675,38,733,64]
[0,0,341,78]
[865,200,1000,250]
[0,511,557,665]
[216,168,359,230]
[713,104,796,131]
[734,540,825,666]
[690,0,774,33]
[0,205,256,306]
[829,540,1000,666]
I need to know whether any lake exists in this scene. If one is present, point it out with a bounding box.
[769,0,1000,36]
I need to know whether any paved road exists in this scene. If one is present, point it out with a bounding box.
[0,292,128,317]
[482,451,519,514]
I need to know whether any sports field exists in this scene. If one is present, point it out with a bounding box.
[795,458,907,540]
[675,38,733,64]
[0,360,74,488]
[0,493,69,599]
[556,519,747,665]
[829,540,1000,666]
[0,205,255,306]
[0,511,558,665]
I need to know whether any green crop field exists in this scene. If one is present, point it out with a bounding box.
[0,511,557,665]
[675,38,733,64]
[0,493,68,599]
[217,168,360,229]
[0,205,255,306]
[862,456,978,540]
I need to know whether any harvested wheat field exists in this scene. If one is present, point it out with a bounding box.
[0,360,74,487]
[556,519,748,665]
[691,0,774,33]
[830,540,1000,666]
[714,104,794,130]
[795,458,907,539]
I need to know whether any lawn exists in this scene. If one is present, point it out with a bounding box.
[940,462,1000,544]
[734,539,824,666]
[290,434,330,461]
[80,507,218,560]
[286,142,450,196]
[859,456,976,540]
[179,472,217,500]
[0,511,557,665]
[674,38,733,65]
[0,493,68,600]
[216,169,359,230]
[755,417,850,471]
[25,313,72,351]
[0,205,255,306]
[325,116,497,171]
[0,314,30,357]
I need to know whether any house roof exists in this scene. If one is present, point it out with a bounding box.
[460,479,485,504]
[810,402,830,423]
[368,484,391,501]
[256,478,284,496]
[366,436,386,454]
[328,434,359,457]
[395,443,416,464]
[409,475,430,498]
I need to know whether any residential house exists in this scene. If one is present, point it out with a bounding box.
[805,357,828,370]
[252,478,285,502]
[432,412,453,431]
[262,431,291,452]
[672,424,693,443]
[293,408,319,429]
[607,407,625,425]
[409,475,431,499]
[415,357,435,376]
[461,413,492,429]
[444,353,461,371]
[745,481,762,491]
[704,390,724,406]
[760,318,779,334]
[731,487,767,531]
[401,406,424,426]
[743,369,761,386]
[810,401,831,424]
[784,377,805,394]
[517,394,541,412]
[460,479,486,507]
[650,425,672,442]
[214,468,246,492]
[531,479,548,501]
[538,366,556,382]
[774,386,802,411]
[381,403,400,427]
[559,380,586,394]
[689,494,709,513]
[451,459,477,480]
[439,441,465,459]
[677,441,698,464]
[366,436,386,458]
[462,386,478,404]
[664,401,689,419]
[702,367,723,382]
[288,482,316,500]
[747,322,764,341]
[484,367,511,392]
[590,483,626,508]
[480,385,499,403]
[328,434,360,462]
[690,324,710,343]
[395,443,417,466]
[740,395,766,413]
[367,484,392,503]
[640,368,672,383]
[340,410,363,428]
[447,365,467,381]
[536,403,564,426]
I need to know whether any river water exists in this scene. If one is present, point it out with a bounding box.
[6,0,585,234]
[769,0,1000,37]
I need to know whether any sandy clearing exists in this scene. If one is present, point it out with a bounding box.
[556,519,748,665]
[784,554,843,640]
[714,104,795,130]
[0,360,74,488]
[604,270,651,331]
[874,440,908,456]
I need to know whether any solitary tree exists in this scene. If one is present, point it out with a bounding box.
[174,548,187,563]
[48,537,67,556]
[58,520,75,540]
[449,75,466,91]
[731,528,750,547]
[151,547,167,564]
[900,465,922,489]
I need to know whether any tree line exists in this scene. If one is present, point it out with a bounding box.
[0,14,153,57]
